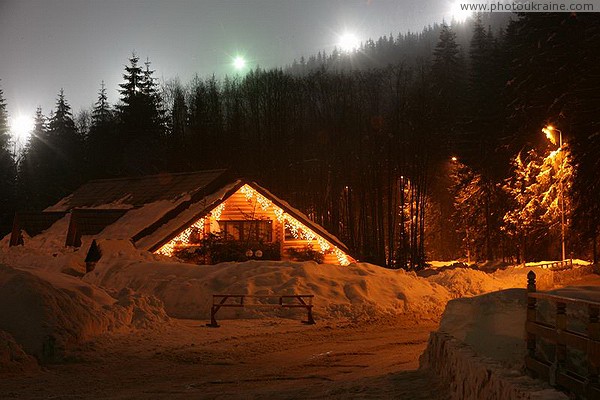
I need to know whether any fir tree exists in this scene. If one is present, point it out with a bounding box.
[47,89,83,200]
[448,155,507,263]
[430,23,466,160]
[0,84,16,233]
[503,147,573,261]
[18,107,48,208]
[166,80,188,170]
[92,81,111,125]
[18,90,82,208]
[87,81,117,178]
[117,54,166,174]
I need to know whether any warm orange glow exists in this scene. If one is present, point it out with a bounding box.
[451,156,458,162]
[155,184,353,265]
[542,125,557,145]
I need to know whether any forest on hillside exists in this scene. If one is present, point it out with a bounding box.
[0,13,599,269]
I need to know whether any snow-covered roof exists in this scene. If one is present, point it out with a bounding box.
[135,179,352,256]
[134,181,241,251]
[16,170,354,261]
[46,169,228,211]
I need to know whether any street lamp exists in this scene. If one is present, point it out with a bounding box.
[542,125,566,262]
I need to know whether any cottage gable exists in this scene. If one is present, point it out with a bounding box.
[12,170,355,266]
[149,182,354,266]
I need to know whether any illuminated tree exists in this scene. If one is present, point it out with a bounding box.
[449,158,506,263]
[503,147,573,261]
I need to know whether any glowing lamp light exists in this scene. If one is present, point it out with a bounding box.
[10,114,34,142]
[338,32,360,53]
[451,156,458,162]
[233,56,246,71]
[156,184,353,266]
[542,125,558,145]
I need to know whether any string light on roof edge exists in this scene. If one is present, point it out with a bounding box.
[156,217,205,256]
[156,184,352,265]
[212,202,226,221]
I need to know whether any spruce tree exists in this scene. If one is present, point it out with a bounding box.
[117,54,166,174]
[18,90,82,208]
[47,89,83,201]
[87,81,116,178]
[503,147,573,261]
[0,84,16,233]
[431,23,466,156]
[18,107,49,208]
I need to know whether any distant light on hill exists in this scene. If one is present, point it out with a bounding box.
[338,32,360,52]
[233,56,246,71]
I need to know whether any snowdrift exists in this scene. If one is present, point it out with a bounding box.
[0,330,38,374]
[438,288,527,369]
[0,264,168,363]
[84,259,453,320]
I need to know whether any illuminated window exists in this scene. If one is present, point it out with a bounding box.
[218,220,272,242]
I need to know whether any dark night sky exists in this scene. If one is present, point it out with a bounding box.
[0,0,457,130]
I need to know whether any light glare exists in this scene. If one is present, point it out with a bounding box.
[233,56,246,70]
[338,32,360,52]
[542,126,557,145]
[449,1,473,22]
[10,114,34,142]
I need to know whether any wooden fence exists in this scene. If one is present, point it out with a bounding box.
[208,294,315,327]
[526,271,600,398]
[531,259,574,271]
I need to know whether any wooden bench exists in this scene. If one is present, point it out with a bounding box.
[208,294,315,327]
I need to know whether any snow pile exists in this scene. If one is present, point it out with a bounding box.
[0,244,88,276]
[421,331,568,400]
[17,214,71,250]
[0,330,38,374]
[0,264,168,363]
[84,259,453,321]
[82,245,594,322]
[438,288,527,369]
[427,268,509,298]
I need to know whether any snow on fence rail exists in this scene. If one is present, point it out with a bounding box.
[208,294,315,327]
[530,259,574,271]
[526,271,600,398]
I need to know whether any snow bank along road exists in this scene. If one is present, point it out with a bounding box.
[0,316,449,399]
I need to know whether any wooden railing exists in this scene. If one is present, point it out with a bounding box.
[526,271,600,398]
[531,259,573,271]
[208,294,315,327]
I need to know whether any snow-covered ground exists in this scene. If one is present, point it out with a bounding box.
[0,231,597,397]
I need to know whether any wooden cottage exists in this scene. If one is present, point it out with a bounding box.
[11,170,355,265]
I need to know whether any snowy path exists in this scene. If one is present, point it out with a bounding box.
[0,316,449,399]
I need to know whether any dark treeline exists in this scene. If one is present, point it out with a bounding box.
[1,13,599,268]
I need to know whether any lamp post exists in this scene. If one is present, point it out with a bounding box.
[542,125,566,262]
